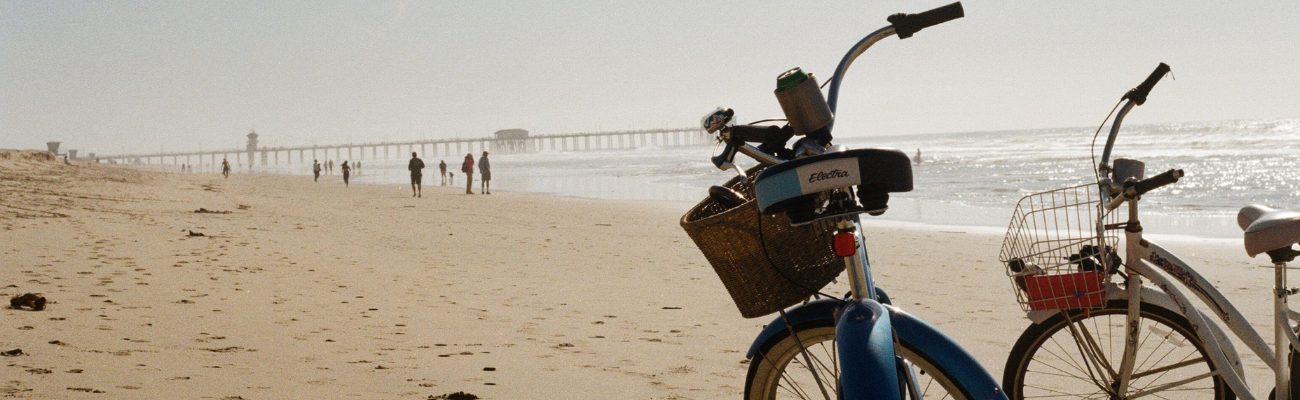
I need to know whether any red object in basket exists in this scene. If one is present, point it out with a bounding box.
[1023,271,1106,311]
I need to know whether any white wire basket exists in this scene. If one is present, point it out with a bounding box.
[999,184,1121,311]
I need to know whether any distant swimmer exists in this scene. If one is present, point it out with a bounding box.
[222,158,231,179]
[409,152,425,198]
[341,160,351,187]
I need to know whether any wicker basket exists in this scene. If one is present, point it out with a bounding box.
[681,167,842,318]
[1000,184,1121,312]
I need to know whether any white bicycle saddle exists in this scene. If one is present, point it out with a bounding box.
[1237,204,1300,256]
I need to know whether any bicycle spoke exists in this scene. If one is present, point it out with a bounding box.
[1040,335,1100,381]
[1025,337,1114,394]
[1061,318,1115,394]
[1131,319,1168,374]
[775,357,816,400]
[1128,323,1211,398]
[1070,315,1119,381]
[786,328,833,400]
[759,344,818,400]
[1127,371,1216,399]
[805,341,839,384]
[1133,352,1202,381]
[1021,384,1107,399]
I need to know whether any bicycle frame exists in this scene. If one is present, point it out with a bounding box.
[1101,199,1299,399]
[1093,89,1299,399]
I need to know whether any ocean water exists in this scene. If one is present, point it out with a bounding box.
[278,119,1300,239]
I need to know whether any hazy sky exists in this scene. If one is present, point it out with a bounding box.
[2,1,1298,155]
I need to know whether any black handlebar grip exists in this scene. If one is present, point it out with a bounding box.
[1133,168,1184,196]
[1125,63,1171,106]
[888,2,964,39]
[729,125,784,143]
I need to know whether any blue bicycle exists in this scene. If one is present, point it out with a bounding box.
[681,3,1007,399]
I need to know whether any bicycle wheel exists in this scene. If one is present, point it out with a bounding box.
[745,320,966,400]
[1003,300,1232,399]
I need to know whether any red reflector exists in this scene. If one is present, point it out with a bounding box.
[833,231,857,257]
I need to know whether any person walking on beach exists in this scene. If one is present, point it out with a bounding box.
[313,159,322,182]
[221,158,231,179]
[439,160,448,186]
[915,148,922,165]
[478,151,492,195]
[461,153,475,194]
[409,152,426,198]
[341,161,351,187]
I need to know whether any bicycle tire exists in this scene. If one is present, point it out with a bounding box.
[1002,299,1233,400]
[745,319,967,400]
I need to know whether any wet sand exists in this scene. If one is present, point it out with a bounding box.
[0,150,1280,398]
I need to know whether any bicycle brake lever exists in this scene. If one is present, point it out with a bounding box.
[711,140,739,172]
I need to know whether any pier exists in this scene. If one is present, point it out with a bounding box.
[90,127,708,168]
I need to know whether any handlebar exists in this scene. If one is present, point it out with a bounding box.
[1132,168,1183,197]
[888,2,965,39]
[707,2,964,170]
[728,125,787,144]
[1095,64,1180,210]
[710,125,793,170]
[1124,63,1171,106]
[1105,168,1185,210]
[827,2,964,130]
[1098,63,1172,169]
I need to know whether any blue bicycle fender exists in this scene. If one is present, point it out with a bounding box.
[745,299,841,359]
[837,299,900,399]
[744,287,891,360]
[889,305,1008,400]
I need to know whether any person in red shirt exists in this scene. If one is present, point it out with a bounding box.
[461,153,475,194]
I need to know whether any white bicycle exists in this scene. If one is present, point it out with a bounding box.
[999,63,1300,400]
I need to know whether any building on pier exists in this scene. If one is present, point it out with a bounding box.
[492,129,531,154]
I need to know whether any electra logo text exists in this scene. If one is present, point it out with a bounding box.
[808,169,850,183]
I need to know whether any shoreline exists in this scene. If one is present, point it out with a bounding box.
[112,162,1253,240]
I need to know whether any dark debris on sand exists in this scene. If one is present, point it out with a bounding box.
[10,293,46,311]
[429,392,480,400]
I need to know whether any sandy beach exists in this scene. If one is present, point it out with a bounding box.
[1,150,1283,399]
